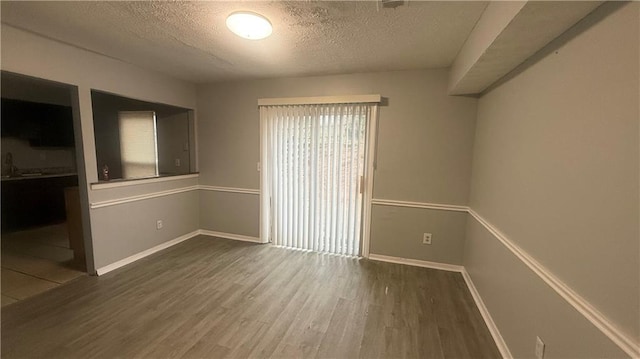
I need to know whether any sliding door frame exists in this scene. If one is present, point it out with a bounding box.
[360,104,378,258]
[259,94,381,258]
[259,106,271,244]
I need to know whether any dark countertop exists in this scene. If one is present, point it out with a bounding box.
[1,173,78,181]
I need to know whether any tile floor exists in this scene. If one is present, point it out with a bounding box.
[1,223,84,307]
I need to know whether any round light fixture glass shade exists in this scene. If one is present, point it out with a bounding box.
[226,12,272,40]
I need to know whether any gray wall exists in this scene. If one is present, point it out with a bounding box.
[91,91,193,180]
[370,206,467,264]
[465,2,639,357]
[5,14,635,358]
[197,69,477,264]
[1,24,199,272]
[91,93,123,179]
[92,189,199,269]
[465,218,629,358]
[157,112,191,176]
[199,191,260,237]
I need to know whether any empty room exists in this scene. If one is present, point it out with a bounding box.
[1,1,638,358]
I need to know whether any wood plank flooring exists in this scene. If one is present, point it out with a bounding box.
[1,224,85,306]
[1,236,500,358]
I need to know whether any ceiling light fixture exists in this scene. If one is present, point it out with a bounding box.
[226,11,272,40]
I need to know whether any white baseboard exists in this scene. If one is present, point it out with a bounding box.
[96,230,200,276]
[367,253,464,273]
[462,269,513,359]
[468,209,639,358]
[367,253,510,359]
[198,229,262,243]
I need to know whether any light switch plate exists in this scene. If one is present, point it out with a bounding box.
[535,336,545,359]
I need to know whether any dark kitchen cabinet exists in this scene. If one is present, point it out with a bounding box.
[1,175,79,233]
[1,98,75,147]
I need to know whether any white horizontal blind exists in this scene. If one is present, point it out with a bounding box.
[118,111,158,179]
[263,103,370,256]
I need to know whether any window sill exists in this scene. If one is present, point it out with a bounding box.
[90,173,199,190]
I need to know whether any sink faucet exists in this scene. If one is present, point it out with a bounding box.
[3,152,17,177]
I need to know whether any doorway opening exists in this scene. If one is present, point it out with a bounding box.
[1,72,89,306]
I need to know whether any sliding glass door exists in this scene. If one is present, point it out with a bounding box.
[262,103,373,256]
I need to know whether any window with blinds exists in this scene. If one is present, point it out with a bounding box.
[262,103,372,256]
[118,111,158,179]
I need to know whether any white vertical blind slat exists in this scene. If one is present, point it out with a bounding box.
[356,107,363,253]
[300,106,306,250]
[346,106,356,253]
[274,108,280,244]
[292,106,299,249]
[352,109,361,254]
[326,106,334,254]
[278,108,285,245]
[300,107,306,250]
[267,107,274,243]
[273,107,277,244]
[331,106,339,254]
[285,107,293,248]
[297,105,305,250]
[313,107,320,252]
[310,105,317,252]
[265,103,369,256]
[303,106,311,251]
[355,108,364,255]
[336,105,345,254]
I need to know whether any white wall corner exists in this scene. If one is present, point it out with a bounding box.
[468,210,640,358]
[461,269,513,359]
[367,253,510,358]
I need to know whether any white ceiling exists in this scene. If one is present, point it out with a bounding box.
[0,1,488,84]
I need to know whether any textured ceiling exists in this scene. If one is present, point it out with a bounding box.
[1,1,488,84]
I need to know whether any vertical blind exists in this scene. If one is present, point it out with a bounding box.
[118,111,158,179]
[263,103,371,256]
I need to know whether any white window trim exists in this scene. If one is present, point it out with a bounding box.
[259,109,270,244]
[258,94,381,106]
[258,95,380,258]
[91,173,199,190]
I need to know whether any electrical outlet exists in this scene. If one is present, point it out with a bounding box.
[175,158,181,167]
[422,233,432,245]
[156,220,163,230]
[535,336,545,359]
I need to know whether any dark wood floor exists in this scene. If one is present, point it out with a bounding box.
[1,236,500,358]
